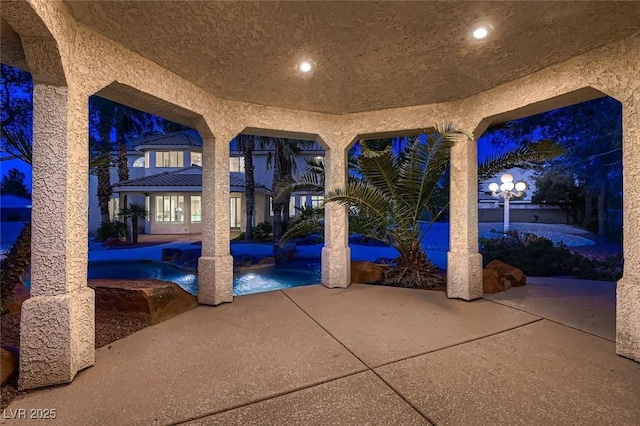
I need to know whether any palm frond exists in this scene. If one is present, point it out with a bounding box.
[356,141,400,200]
[326,180,394,233]
[281,217,324,242]
[478,139,563,180]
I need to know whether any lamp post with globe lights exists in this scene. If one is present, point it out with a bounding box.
[488,173,527,232]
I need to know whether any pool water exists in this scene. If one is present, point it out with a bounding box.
[233,258,321,296]
[88,261,198,294]
[85,259,321,297]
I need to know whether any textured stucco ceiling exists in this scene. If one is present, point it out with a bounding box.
[1,17,28,71]
[58,1,640,114]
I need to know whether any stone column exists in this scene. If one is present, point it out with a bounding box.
[447,129,483,300]
[198,129,234,305]
[617,96,640,362]
[319,134,351,288]
[20,85,95,390]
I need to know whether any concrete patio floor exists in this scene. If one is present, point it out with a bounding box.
[6,281,640,425]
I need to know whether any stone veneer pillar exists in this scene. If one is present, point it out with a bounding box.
[197,130,234,305]
[320,136,351,288]
[19,85,95,390]
[617,96,640,362]
[447,130,483,300]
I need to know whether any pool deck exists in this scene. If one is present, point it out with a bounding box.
[6,278,639,425]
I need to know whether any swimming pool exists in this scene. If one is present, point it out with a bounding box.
[85,258,321,297]
[233,258,321,295]
[88,261,198,294]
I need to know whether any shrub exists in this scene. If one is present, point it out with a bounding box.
[95,221,126,242]
[479,230,622,281]
[1,223,31,312]
[480,231,574,276]
[252,221,273,242]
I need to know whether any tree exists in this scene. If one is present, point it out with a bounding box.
[284,124,561,288]
[480,97,621,236]
[532,165,584,224]
[119,203,148,244]
[266,137,313,242]
[1,64,33,164]
[90,135,114,223]
[234,134,261,241]
[326,125,464,288]
[0,64,31,136]
[1,168,30,197]
[89,95,156,241]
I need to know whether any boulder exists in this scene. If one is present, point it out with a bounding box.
[179,248,202,262]
[102,237,124,248]
[483,267,504,293]
[351,261,385,284]
[3,295,28,316]
[161,248,183,261]
[239,257,275,272]
[483,260,527,293]
[1,346,19,386]
[89,279,198,325]
[233,254,253,271]
[273,242,296,263]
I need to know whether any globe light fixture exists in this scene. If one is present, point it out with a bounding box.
[488,173,527,232]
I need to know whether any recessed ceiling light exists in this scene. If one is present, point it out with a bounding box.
[472,24,493,40]
[296,60,315,74]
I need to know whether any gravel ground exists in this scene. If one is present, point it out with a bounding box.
[1,308,148,409]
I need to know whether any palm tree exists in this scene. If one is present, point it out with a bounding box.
[119,203,148,244]
[234,134,262,241]
[90,135,114,223]
[90,96,153,241]
[281,124,563,288]
[266,137,314,242]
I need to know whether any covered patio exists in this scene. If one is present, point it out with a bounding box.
[5,282,639,424]
[1,0,639,397]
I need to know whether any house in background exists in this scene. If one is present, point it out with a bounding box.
[89,129,325,235]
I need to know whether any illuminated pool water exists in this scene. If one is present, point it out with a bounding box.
[88,261,198,294]
[84,258,321,297]
[233,258,321,296]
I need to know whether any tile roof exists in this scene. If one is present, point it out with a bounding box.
[130,129,202,150]
[112,167,268,191]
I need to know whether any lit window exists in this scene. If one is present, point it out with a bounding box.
[289,196,296,216]
[314,156,324,164]
[191,196,202,223]
[310,195,324,208]
[108,198,120,221]
[156,151,184,168]
[132,156,145,168]
[191,152,202,166]
[155,195,184,223]
[230,197,241,228]
[144,151,150,169]
[230,157,245,172]
[270,196,297,216]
